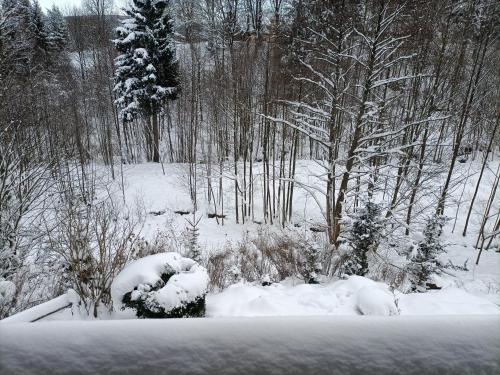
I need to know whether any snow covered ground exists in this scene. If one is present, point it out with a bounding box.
[4,275,499,323]
[1,159,499,374]
[3,159,499,322]
[1,316,499,374]
[207,276,499,317]
[106,161,499,316]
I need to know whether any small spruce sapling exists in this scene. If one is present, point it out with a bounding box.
[344,201,383,276]
[185,212,201,263]
[302,241,322,284]
[408,214,447,292]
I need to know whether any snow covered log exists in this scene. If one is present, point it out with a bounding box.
[111,252,209,318]
[1,316,499,375]
[1,290,80,323]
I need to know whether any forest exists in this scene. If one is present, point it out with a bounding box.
[0,0,498,328]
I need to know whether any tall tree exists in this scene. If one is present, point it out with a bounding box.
[113,0,179,163]
[29,0,49,63]
[46,5,68,52]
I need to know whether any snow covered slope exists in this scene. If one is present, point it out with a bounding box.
[1,316,499,374]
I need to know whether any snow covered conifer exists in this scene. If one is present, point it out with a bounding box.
[343,201,383,277]
[1,0,33,73]
[408,215,447,292]
[113,0,179,162]
[185,212,201,263]
[29,0,49,62]
[46,5,68,52]
[302,241,322,284]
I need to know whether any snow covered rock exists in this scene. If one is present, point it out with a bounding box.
[111,252,209,318]
[356,286,399,316]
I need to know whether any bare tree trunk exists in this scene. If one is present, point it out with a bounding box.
[463,116,498,236]
[152,113,160,163]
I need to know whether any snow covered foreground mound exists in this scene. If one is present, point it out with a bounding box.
[356,286,398,315]
[111,252,209,318]
[208,276,399,317]
[207,275,499,317]
[1,316,499,375]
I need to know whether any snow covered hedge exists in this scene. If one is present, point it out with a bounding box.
[111,253,209,318]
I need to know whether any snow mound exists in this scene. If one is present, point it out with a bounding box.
[111,252,209,317]
[207,275,498,318]
[207,276,396,317]
[356,286,398,316]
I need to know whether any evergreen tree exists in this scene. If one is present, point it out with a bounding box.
[302,241,322,284]
[29,0,49,63]
[185,213,201,263]
[114,0,179,162]
[408,215,447,292]
[343,201,383,277]
[46,5,68,52]
[1,0,33,74]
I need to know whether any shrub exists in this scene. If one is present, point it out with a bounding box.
[111,252,209,318]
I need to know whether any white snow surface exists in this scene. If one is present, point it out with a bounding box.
[5,160,498,322]
[111,252,209,313]
[4,275,498,323]
[397,287,500,315]
[206,275,499,318]
[356,286,399,315]
[1,316,499,374]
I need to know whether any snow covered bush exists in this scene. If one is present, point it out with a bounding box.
[205,229,327,290]
[254,229,326,284]
[43,165,141,317]
[407,215,447,292]
[300,241,323,284]
[130,227,182,260]
[206,231,290,291]
[0,126,51,318]
[111,252,209,319]
[206,244,233,291]
[251,230,298,282]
